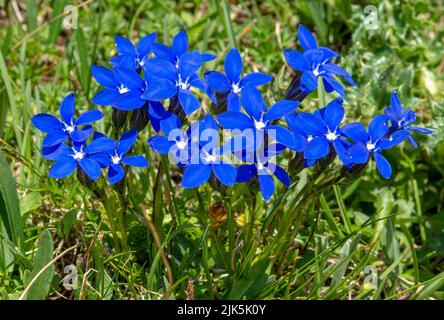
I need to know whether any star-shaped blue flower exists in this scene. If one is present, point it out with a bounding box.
[204,48,272,111]
[91,65,147,110]
[283,24,356,97]
[216,86,301,150]
[342,115,409,179]
[385,91,433,148]
[110,33,157,71]
[48,137,116,181]
[32,93,103,148]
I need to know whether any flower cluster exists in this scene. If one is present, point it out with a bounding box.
[32,26,432,200]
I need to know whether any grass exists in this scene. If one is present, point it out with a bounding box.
[0,0,443,300]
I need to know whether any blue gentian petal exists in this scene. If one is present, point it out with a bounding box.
[212,163,237,187]
[217,111,253,130]
[236,164,257,183]
[241,86,264,120]
[108,164,125,184]
[43,130,67,147]
[91,65,118,87]
[122,155,149,167]
[297,112,326,136]
[32,114,63,132]
[258,170,275,201]
[181,164,211,188]
[79,157,101,181]
[179,51,203,79]
[152,43,176,62]
[322,63,351,77]
[304,49,324,64]
[342,122,369,143]
[84,137,116,154]
[137,32,157,58]
[48,157,77,179]
[178,89,200,115]
[408,136,418,148]
[333,139,350,165]
[389,91,403,120]
[374,152,392,179]
[76,110,103,126]
[201,53,216,61]
[116,91,146,110]
[380,129,410,149]
[160,114,181,136]
[270,164,291,187]
[224,48,243,82]
[324,98,344,130]
[148,136,175,154]
[322,74,345,97]
[263,100,299,122]
[59,93,75,124]
[300,71,318,93]
[205,71,231,92]
[70,125,92,142]
[92,88,120,106]
[347,142,370,164]
[283,50,311,71]
[304,136,330,160]
[368,115,390,142]
[115,35,136,56]
[143,58,177,82]
[114,67,144,89]
[172,30,188,57]
[117,129,137,154]
[409,126,433,134]
[239,72,273,87]
[227,92,241,111]
[297,24,318,51]
[142,79,177,101]
[41,143,68,160]
[265,125,297,148]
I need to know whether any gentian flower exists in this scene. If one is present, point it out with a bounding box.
[216,86,301,149]
[283,24,356,97]
[147,114,191,165]
[91,65,146,110]
[32,93,103,147]
[236,144,290,201]
[151,29,215,66]
[142,51,209,115]
[285,98,352,164]
[180,115,237,188]
[342,115,410,179]
[48,137,116,181]
[205,48,272,111]
[384,91,433,147]
[110,33,157,71]
[99,130,149,184]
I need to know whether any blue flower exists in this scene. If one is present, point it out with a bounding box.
[204,48,272,111]
[110,33,157,71]
[216,86,301,149]
[48,137,117,181]
[96,130,149,184]
[342,115,410,179]
[151,29,215,66]
[283,24,356,97]
[147,114,191,165]
[385,91,433,148]
[286,98,352,165]
[236,143,290,201]
[180,115,237,188]
[91,65,147,110]
[32,93,103,148]
[142,51,209,115]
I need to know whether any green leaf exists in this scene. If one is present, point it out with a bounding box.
[228,259,270,299]
[0,152,24,249]
[48,0,66,45]
[20,192,42,216]
[25,230,54,300]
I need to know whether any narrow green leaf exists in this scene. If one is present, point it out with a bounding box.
[48,0,66,44]
[26,0,38,31]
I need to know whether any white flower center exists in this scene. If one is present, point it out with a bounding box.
[232,83,242,94]
[176,75,190,90]
[64,123,75,133]
[204,154,217,164]
[307,135,314,142]
[73,151,85,160]
[255,120,266,130]
[257,162,265,171]
[326,131,337,141]
[366,142,376,151]
[111,154,121,165]
[118,85,129,94]
[176,140,187,150]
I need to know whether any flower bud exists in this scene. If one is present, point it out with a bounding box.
[112,108,128,130]
[209,201,227,227]
[130,106,149,131]
[285,72,308,102]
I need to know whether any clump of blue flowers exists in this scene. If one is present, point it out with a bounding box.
[32,26,432,201]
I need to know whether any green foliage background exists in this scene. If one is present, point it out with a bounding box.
[0,0,443,300]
